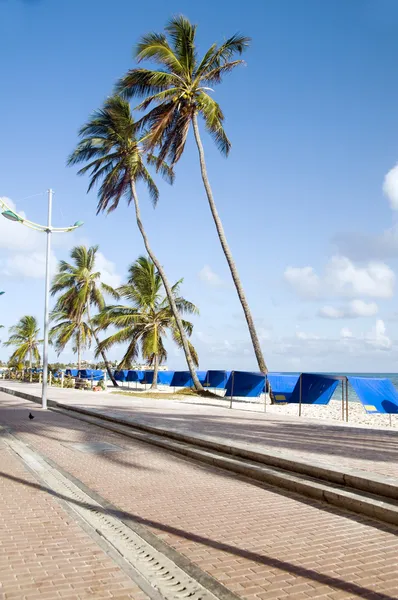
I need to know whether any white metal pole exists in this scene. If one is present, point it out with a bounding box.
[41,188,53,410]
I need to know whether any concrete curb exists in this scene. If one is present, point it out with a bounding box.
[2,384,398,527]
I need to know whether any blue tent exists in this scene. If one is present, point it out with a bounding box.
[204,370,231,389]
[114,369,129,382]
[78,369,104,381]
[158,371,175,385]
[196,371,207,384]
[289,373,339,405]
[267,373,301,403]
[170,371,193,387]
[225,371,266,398]
[142,370,154,384]
[126,370,144,382]
[348,377,398,414]
[65,369,78,377]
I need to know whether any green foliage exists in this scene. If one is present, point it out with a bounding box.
[95,256,199,368]
[4,316,42,368]
[50,245,118,365]
[68,96,173,215]
[116,15,250,166]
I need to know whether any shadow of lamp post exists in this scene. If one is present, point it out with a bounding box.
[0,190,83,409]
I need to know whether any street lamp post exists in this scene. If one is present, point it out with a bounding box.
[1,191,83,409]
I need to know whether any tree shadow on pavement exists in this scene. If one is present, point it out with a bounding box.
[0,468,396,600]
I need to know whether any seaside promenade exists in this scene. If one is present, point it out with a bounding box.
[0,383,398,599]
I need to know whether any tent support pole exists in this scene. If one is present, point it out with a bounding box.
[264,375,267,413]
[345,378,349,422]
[341,379,344,421]
[299,374,302,417]
[230,371,235,409]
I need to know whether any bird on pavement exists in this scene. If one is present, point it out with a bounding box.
[28,413,35,420]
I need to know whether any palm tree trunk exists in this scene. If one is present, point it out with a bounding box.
[77,330,81,371]
[29,348,32,383]
[130,180,204,392]
[192,113,268,374]
[86,304,118,387]
[151,353,159,390]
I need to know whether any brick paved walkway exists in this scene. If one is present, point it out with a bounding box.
[1,393,398,600]
[2,381,398,479]
[0,431,148,599]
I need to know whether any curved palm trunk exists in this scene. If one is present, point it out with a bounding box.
[29,348,32,383]
[192,113,268,374]
[86,304,118,387]
[77,329,81,371]
[151,353,159,390]
[130,180,204,392]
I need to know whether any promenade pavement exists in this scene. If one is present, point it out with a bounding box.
[0,391,398,599]
[1,381,398,480]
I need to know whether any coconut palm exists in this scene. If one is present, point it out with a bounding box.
[116,16,267,374]
[68,96,204,390]
[49,307,93,368]
[50,245,118,385]
[4,316,42,376]
[95,256,198,389]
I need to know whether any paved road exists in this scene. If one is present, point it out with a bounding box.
[0,422,148,599]
[2,381,398,479]
[1,392,398,599]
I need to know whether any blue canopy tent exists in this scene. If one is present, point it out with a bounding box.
[204,370,231,389]
[126,370,144,383]
[266,373,300,403]
[289,373,339,406]
[78,369,104,381]
[170,371,193,388]
[158,371,175,385]
[225,371,266,404]
[348,377,398,414]
[142,371,175,385]
[114,369,129,382]
[196,371,207,385]
[65,369,78,377]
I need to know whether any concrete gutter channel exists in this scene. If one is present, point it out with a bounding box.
[2,385,398,528]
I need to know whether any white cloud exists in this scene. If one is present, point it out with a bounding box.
[319,305,344,319]
[366,319,392,350]
[95,252,121,289]
[285,256,395,299]
[383,164,398,210]
[284,266,320,298]
[199,265,224,286]
[0,251,57,279]
[340,327,353,338]
[319,299,378,319]
[0,197,43,251]
[295,329,321,341]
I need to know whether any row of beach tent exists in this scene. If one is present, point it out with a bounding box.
[61,368,398,415]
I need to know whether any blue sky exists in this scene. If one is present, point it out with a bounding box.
[2,0,398,371]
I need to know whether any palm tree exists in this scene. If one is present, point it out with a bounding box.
[68,96,204,391]
[50,245,119,385]
[116,16,267,374]
[49,307,93,369]
[95,256,198,389]
[4,316,42,377]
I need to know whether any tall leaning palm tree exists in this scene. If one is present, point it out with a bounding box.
[4,316,42,375]
[95,256,198,389]
[116,16,267,374]
[50,245,118,386]
[68,96,204,391]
